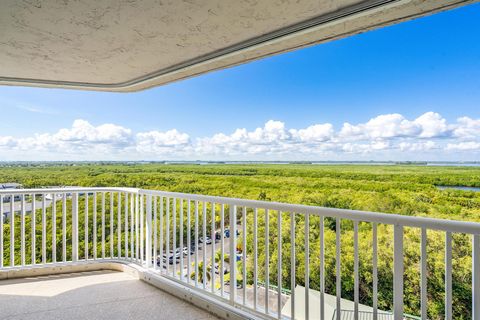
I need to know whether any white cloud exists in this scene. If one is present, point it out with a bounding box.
[0,136,17,148]
[339,112,451,140]
[399,141,436,152]
[0,113,479,160]
[340,113,420,140]
[55,119,133,145]
[453,117,480,139]
[290,123,334,142]
[446,142,480,151]
[413,112,450,138]
[136,129,190,154]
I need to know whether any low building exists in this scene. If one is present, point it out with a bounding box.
[0,183,22,190]
[0,183,22,203]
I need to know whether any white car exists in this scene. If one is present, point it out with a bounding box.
[199,236,212,245]
[214,263,228,275]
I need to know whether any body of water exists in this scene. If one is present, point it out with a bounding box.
[437,186,480,192]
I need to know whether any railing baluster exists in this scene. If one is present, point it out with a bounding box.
[320,216,325,320]
[72,192,78,262]
[153,196,157,270]
[135,193,139,262]
[125,192,129,260]
[85,193,89,260]
[202,201,207,289]
[31,193,35,265]
[354,221,359,320]
[393,225,404,320]
[52,193,56,263]
[421,228,427,320]
[230,205,237,305]
[253,207,258,308]
[118,192,122,258]
[305,212,310,320]
[9,194,14,267]
[146,194,152,268]
[159,196,164,271]
[194,200,199,287]
[242,206,247,305]
[187,200,191,284]
[42,194,46,264]
[180,199,184,280]
[130,193,134,261]
[372,223,378,320]
[21,194,25,266]
[62,193,66,262]
[173,198,177,278]
[290,211,295,320]
[211,202,216,293]
[140,194,144,263]
[265,208,270,314]
[166,197,170,275]
[277,210,282,320]
[445,232,452,320]
[473,234,480,320]
[336,218,341,320]
[110,192,114,258]
[220,204,225,296]
[93,192,97,260]
[101,192,105,259]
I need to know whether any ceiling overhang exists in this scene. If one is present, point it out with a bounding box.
[0,0,476,92]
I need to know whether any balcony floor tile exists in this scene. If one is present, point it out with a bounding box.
[0,270,219,320]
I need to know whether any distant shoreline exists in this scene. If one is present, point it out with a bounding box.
[0,160,479,167]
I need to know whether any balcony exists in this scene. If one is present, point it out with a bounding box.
[0,187,479,320]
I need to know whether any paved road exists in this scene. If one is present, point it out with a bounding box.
[161,235,233,276]
[1,199,57,216]
[161,234,289,315]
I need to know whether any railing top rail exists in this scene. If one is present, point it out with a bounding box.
[0,187,140,194]
[142,189,480,235]
[2,187,480,234]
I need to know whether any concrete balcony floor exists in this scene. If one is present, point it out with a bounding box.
[0,270,219,320]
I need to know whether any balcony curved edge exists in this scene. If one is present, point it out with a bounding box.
[0,259,260,320]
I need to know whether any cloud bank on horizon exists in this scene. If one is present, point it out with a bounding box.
[0,112,479,161]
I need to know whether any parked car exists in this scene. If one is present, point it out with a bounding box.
[182,246,194,256]
[214,263,228,275]
[199,236,212,245]
[225,279,243,289]
[160,253,180,265]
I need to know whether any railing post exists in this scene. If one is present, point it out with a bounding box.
[445,232,452,320]
[229,205,237,304]
[473,235,480,320]
[146,194,152,268]
[393,225,404,320]
[10,196,14,267]
[72,193,78,262]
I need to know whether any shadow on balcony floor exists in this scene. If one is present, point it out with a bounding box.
[0,270,219,320]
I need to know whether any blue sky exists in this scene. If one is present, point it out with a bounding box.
[0,3,479,161]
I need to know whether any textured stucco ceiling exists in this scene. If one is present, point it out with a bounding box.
[0,0,476,91]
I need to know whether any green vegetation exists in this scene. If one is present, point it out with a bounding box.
[1,163,480,319]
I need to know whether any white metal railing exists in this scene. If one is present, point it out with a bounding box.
[0,187,479,320]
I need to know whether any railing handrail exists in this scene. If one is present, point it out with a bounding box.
[2,187,480,235]
[0,187,140,194]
